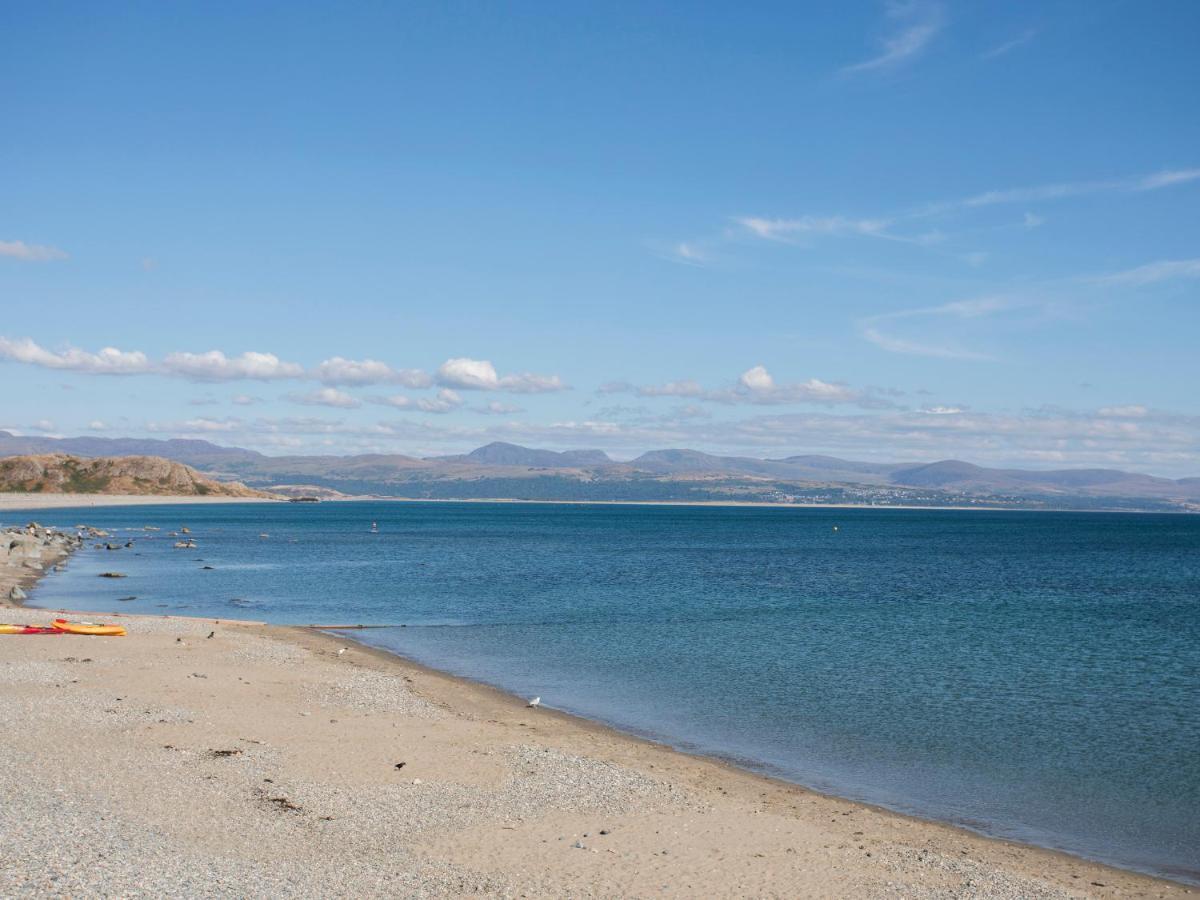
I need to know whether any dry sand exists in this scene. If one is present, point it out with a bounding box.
[0,590,1190,899]
[0,491,1017,514]
[0,492,280,511]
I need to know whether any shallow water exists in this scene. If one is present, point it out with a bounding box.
[15,501,1200,883]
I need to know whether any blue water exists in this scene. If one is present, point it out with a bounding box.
[12,501,1200,884]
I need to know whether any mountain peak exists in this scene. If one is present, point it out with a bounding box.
[463,442,612,468]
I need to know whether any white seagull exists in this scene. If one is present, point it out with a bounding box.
[526,696,541,708]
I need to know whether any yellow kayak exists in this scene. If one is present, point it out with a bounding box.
[52,618,126,637]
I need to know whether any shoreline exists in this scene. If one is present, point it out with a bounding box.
[3,521,1195,894]
[4,599,1191,896]
[314,623,1198,889]
[0,490,1184,515]
[0,492,281,511]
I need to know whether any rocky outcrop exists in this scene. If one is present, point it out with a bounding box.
[1,522,91,606]
[0,454,279,498]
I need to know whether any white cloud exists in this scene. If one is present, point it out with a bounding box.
[738,365,775,392]
[1023,212,1044,229]
[31,419,57,432]
[1094,258,1200,286]
[436,357,566,393]
[162,350,304,381]
[436,358,502,389]
[231,394,259,406]
[0,338,565,399]
[920,406,963,415]
[287,387,362,409]
[727,374,864,406]
[841,2,944,74]
[0,337,152,374]
[312,356,432,388]
[0,240,67,262]
[87,420,109,431]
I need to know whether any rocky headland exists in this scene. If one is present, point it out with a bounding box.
[0,454,279,499]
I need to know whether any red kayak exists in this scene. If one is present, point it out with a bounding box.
[0,624,64,635]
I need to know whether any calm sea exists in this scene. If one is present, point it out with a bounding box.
[12,501,1200,884]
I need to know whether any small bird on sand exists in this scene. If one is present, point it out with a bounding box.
[527,696,541,708]
[337,647,347,655]
[206,631,215,639]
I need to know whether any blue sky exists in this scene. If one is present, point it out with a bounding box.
[3,2,1198,474]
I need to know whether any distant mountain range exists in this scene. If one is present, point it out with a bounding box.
[1,432,1197,512]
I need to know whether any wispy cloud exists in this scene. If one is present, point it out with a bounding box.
[475,401,524,415]
[1098,405,1148,418]
[668,242,708,266]
[960,168,1200,209]
[0,240,68,262]
[1138,168,1200,190]
[841,2,944,75]
[1092,258,1200,286]
[980,28,1037,60]
[600,367,886,408]
[710,165,1198,261]
[735,215,891,242]
[860,326,994,360]
[287,387,362,409]
[372,388,463,414]
[857,295,1020,360]
[600,379,706,399]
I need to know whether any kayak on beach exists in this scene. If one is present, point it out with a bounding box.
[0,624,64,635]
[52,618,127,636]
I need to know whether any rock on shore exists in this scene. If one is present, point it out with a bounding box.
[0,522,90,605]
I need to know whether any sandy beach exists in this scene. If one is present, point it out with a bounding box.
[1,524,1191,900]
[0,493,282,511]
[0,490,1024,515]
